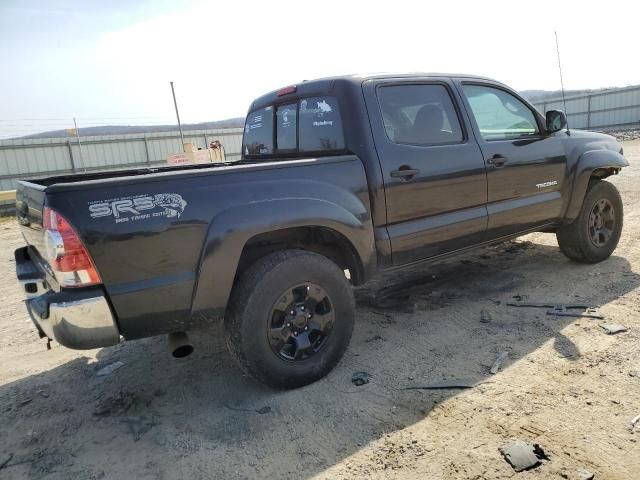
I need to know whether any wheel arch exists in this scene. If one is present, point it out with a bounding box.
[190,197,375,320]
[564,148,628,222]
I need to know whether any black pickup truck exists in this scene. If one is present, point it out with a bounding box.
[15,73,628,388]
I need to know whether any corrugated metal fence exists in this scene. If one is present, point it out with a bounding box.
[531,84,640,131]
[0,127,244,191]
[1,85,639,193]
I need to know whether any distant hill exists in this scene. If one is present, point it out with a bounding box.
[20,117,245,139]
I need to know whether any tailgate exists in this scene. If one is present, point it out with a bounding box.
[15,179,48,269]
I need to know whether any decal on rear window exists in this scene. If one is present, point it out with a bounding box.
[242,96,344,158]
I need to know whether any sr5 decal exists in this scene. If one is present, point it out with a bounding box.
[88,193,187,223]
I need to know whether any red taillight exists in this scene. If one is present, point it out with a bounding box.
[43,207,101,287]
[277,85,297,96]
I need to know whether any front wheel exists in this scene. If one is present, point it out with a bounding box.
[224,250,355,389]
[556,180,623,263]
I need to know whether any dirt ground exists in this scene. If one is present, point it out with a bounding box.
[1,141,639,480]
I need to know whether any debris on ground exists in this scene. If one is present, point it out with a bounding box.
[352,371,370,386]
[112,416,155,442]
[37,390,49,398]
[480,310,492,323]
[223,402,272,414]
[576,468,595,480]
[0,453,13,470]
[401,379,491,390]
[365,335,384,343]
[630,414,640,432]
[96,361,124,377]
[499,440,549,472]
[490,351,509,374]
[600,323,628,335]
[93,390,136,416]
[547,306,604,319]
[507,298,603,319]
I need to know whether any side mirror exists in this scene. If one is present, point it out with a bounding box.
[546,110,567,133]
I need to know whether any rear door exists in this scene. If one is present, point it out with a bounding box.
[456,81,568,238]
[364,78,488,265]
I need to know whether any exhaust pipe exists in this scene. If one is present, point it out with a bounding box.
[168,332,193,358]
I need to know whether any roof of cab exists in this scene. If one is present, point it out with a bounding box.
[249,72,504,111]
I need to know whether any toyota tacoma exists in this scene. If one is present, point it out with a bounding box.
[14,73,628,388]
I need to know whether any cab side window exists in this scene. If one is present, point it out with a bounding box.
[377,84,464,146]
[462,85,539,141]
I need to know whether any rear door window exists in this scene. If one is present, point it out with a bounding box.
[243,107,273,155]
[299,97,344,152]
[377,84,464,145]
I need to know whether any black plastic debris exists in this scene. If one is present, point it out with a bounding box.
[0,453,14,471]
[499,440,549,472]
[401,379,491,390]
[352,371,370,386]
[480,310,492,323]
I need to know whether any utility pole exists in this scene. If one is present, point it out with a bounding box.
[73,117,85,170]
[170,81,185,151]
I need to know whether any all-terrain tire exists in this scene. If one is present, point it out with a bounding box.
[224,249,355,389]
[556,180,623,263]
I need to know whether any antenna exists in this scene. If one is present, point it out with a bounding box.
[554,31,570,134]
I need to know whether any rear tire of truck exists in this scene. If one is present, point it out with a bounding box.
[224,249,355,389]
[556,180,623,264]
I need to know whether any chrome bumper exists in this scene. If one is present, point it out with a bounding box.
[16,246,120,350]
[27,295,121,349]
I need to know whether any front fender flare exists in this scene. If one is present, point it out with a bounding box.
[190,197,375,318]
[564,149,628,222]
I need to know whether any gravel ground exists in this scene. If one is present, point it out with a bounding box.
[0,141,639,480]
[598,129,640,142]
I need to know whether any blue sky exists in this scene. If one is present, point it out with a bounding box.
[1,0,638,138]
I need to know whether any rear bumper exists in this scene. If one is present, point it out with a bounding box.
[15,246,121,350]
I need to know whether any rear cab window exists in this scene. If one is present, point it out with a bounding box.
[242,96,345,159]
[243,107,274,155]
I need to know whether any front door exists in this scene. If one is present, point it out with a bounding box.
[364,79,488,265]
[456,81,568,239]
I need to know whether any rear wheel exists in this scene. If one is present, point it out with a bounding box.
[556,180,623,263]
[224,250,355,389]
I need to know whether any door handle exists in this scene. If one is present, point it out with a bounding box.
[487,154,507,167]
[390,167,419,180]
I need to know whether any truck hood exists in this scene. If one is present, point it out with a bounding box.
[567,129,616,142]
[565,129,622,155]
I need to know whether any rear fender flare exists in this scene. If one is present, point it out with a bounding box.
[564,149,628,222]
[190,197,374,318]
